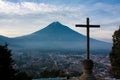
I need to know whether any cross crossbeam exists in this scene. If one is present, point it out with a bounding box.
[75,18,100,59]
[76,25,100,27]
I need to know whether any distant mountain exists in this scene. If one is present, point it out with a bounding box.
[0,35,13,45]
[0,22,112,55]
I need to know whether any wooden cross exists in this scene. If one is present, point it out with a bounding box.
[75,18,100,59]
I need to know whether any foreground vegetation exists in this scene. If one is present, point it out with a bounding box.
[110,28,120,79]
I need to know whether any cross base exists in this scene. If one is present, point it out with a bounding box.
[77,59,97,80]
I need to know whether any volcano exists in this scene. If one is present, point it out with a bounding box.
[0,22,112,54]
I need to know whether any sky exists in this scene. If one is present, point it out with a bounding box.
[0,0,120,42]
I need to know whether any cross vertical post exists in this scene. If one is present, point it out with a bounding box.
[87,18,90,59]
[76,18,100,59]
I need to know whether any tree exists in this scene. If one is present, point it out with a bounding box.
[0,44,16,80]
[110,27,120,79]
[15,71,32,80]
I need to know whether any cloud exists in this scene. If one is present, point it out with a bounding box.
[94,3,120,15]
[0,0,120,42]
[0,0,87,16]
[0,0,59,15]
[0,0,119,16]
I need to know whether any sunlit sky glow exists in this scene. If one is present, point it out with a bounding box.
[0,0,120,42]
